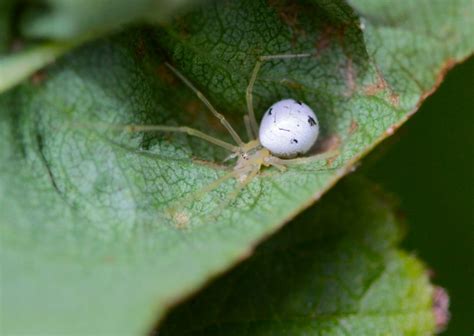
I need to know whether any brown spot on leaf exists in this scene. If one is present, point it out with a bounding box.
[184,99,202,117]
[173,211,190,230]
[344,57,356,97]
[315,24,348,55]
[185,98,223,130]
[315,28,331,53]
[268,0,306,46]
[318,134,341,153]
[326,155,338,167]
[30,70,47,86]
[364,76,387,96]
[156,63,178,86]
[389,93,400,106]
[364,68,400,106]
[349,120,358,134]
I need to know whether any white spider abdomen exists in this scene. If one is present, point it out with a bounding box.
[259,98,319,158]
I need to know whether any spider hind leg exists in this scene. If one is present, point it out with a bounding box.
[245,53,312,137]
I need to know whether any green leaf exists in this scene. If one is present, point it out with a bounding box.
[0,42,76,93]
[365,57,474,335]
[157,176,436,335]
[0,0,205,93]
[348,0,474,109]
[1,0,471,334]
[18,0,205,40]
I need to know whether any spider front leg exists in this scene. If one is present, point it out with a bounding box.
[243,115,254,142]
[165,62,245,147]
[91,123,239,153]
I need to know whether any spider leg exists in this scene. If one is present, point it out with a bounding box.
[246,53,312,137]
[243,115,254,142]
[166,169,240,220]
[165,62,244,147]
[78,122,239,152]
[125,124,238,152]
[270,162,287,172]
[209,166,260,220]
[270,149,339,166]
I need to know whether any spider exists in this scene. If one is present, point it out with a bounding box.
[114,54,338,220]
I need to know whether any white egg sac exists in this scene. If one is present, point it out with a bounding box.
[259,98,319,158]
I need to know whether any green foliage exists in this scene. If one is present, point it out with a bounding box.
[0,41,75,92]
[158,177,435,335]
[349,0,473,108]
[0,0,472,334]
[366,57,474,335]
[0,0,204,92]
[19,0,203,39]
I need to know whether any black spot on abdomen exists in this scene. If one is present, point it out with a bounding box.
[308,116,317,126]
[290,138,298,144]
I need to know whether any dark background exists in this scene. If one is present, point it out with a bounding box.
[365,57,473,335]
